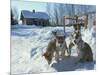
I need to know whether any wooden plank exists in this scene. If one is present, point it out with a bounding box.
[64,11,96,19]
[46,23,84,27]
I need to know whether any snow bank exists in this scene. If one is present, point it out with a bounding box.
[11,25,96,74]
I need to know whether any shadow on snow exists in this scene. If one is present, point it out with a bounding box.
[52,56,95,72]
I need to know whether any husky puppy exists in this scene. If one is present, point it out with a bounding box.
[43,30,69,64]
[69,31,93,62]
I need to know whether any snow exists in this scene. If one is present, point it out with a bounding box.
[11,24,96,74]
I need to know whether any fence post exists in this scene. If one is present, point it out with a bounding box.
[63,16,65,33]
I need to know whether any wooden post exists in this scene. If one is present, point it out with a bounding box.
[63,16,65,33]
[84,14,88,29]
[76,15,78,23]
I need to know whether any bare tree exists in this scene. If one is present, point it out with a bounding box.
[46,3,52,25]
[58,4,65,25]
[11,7,19,22]
[53,4,59,25]
[46,3,56,25]
[11,7,18,25]
[46,3,95,26]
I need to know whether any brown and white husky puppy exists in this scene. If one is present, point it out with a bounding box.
[43,31,69,64]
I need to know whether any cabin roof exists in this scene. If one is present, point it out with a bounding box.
[21,10,49,20]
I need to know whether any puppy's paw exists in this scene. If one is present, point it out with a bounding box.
[66,53,71,57]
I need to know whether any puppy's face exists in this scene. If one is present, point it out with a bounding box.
[72,31,81,45]
[56,36,65,44]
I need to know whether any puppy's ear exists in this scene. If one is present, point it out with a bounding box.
[42,53,46,56]
[71,32,74,37]
[52,31,57,36]
[43,53,45,56]
[43,53,48,59]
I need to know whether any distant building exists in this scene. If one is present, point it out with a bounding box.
[20,10,49,25]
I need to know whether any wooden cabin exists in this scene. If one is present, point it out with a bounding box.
[20,10,49,26]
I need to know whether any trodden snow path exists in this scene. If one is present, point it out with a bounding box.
[11,25,96,74]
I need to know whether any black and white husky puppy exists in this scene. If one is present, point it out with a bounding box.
[69,31,93,62]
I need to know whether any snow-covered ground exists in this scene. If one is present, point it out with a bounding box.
[11,24,96,74]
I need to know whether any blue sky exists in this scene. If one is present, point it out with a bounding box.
[11,0,47,12]
[11,0,96,20]
[11,0,96,13]
[11,0,47,19]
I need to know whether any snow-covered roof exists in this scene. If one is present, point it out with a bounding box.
[21,10,49,20]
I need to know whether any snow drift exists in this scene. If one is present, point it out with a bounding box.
[11,24,96,74]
